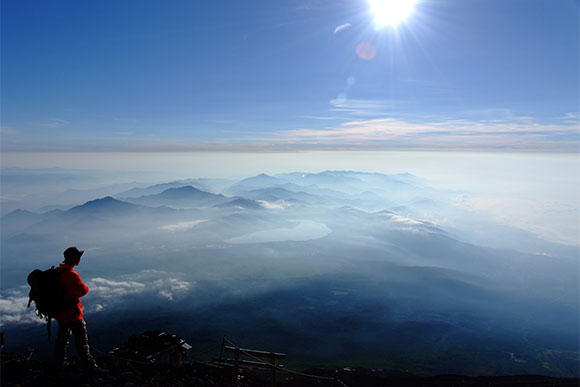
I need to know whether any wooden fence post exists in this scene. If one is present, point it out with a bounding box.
[232,350,240,386]
[270,356,277,387]
[221,344,286,387]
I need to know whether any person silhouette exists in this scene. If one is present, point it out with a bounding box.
[53,247,97,371]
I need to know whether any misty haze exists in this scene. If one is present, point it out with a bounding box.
[1,166,578,377]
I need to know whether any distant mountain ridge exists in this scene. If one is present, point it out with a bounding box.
[1,169,578,379]
[126,186,228,208]
[117,181,198,198]
[65,196,142,216]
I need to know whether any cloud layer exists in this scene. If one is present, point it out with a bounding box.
[2,113,578,152]
[0,271,194,326]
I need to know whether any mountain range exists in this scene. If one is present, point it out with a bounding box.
[1,171,578,377]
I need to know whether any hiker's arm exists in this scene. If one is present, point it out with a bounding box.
[64,272,89,298]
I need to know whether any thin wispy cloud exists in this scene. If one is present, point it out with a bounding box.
[205,119,239,124]
[299,115,349,121]
[561,112,580,124]
[0,126,19,135]
[1,105,577,152]
[35,118,71,128]
[4,115,577,152]
[333,23,352,34]
[329,98,403,116]
[273,117,580,151]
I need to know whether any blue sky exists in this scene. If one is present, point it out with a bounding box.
[1,0,579,152]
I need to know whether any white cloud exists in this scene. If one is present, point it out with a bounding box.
[0,289,43,325]
[0,271,195,325]
[153,278,191,301]
[86,278,146,299]
[159,220,207,232]
[84,271,195,312]
[389,214,424,226]
[333,23,352,34]
[258,200,292,210]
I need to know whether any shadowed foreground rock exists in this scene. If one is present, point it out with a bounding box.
[2,354,579,387]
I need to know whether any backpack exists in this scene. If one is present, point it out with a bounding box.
[27,266,70,341]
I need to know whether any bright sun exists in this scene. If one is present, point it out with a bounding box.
[368,0,417,28]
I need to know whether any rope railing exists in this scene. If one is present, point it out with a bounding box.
[91,341,221,365]
[221,336,350,387]
[88,335,352,386]
[91,346,154,366]
[188,342,224,358]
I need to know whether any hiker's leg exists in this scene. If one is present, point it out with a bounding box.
[72,319,96,369]
[54,321,72,366]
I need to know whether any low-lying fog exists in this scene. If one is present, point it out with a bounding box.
[1,153,578,376]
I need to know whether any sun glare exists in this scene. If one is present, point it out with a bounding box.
[368,0,417,28]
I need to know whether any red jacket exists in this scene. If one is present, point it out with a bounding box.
[55,264,89,322]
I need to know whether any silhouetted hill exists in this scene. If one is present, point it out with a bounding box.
[1,209,42,226]
[240,173,284,186]
[128,186,228,208]
[1,209,67,235]
[66,196,140,214]
[225,173,287,195]
[117,181,197,198]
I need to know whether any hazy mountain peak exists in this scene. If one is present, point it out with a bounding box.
[161,185,203,195]
[243,173,281,183]
[225,174,287,195]
[4,209,37,217]
[84,196,120,205]
[66,196,140,215]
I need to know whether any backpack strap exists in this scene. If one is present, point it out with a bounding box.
[57,266,72,276]
[46,267,72,342]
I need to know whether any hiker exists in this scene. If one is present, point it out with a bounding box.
[53,246,97,371]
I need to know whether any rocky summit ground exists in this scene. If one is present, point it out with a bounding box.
[1,353,579,387]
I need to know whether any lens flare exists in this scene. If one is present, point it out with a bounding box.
[368,0,417,28]
[356,41,376,60]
